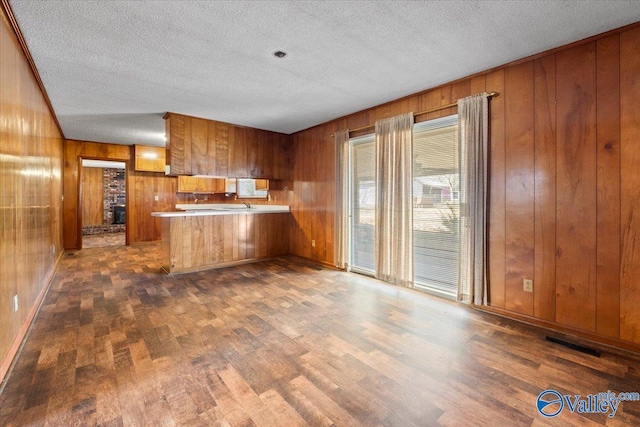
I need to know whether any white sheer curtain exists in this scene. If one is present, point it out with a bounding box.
[457,93,489,305]
[375,113,414,287]
[334,129,350,269]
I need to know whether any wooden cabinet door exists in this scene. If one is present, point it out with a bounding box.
[190,118,209,175]
[212,121,229,177]
[177,176,197,193]
[231,127,247,178]
[166,113,289,179]
[165,114,191,175]
[255,179,269,191]
[177,176,225,193]
[134,145,166,172]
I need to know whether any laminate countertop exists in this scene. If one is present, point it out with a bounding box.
[151,204,290,217]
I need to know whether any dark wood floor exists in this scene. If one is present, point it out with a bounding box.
[1,243,640,426]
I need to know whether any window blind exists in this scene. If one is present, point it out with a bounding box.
[412,115,459,296]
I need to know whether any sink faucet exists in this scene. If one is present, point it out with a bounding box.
[243,202,252,209]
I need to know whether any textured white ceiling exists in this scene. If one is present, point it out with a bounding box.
[10,1,640,146]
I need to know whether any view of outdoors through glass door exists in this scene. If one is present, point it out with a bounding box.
[412,115,459,297]
[348,116,459,297]
[350,136,375,273]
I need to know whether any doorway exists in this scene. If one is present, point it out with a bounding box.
[80,159,127,249]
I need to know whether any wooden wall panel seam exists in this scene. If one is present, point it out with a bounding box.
[289,23,640,351]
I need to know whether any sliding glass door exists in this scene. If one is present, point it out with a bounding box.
[412,115,459,297]
[347,115,459,298]
[350,135,375,273]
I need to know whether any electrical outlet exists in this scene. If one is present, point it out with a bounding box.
[311,240,316,248]
[13,295,18,312]
[154,194,159,201]
[523,278,533,292]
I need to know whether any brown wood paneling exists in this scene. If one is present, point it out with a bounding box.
[238,214,247,260]
[163,214,290,273]
[555,42,597,332]
[81,167,104,226]
[533,54,557,321]
[205,119,217,176]
[620,27,640,344]
[596,34,621,338]
[0,3,64,381]
[286,22,640,351]
[233,127,248,178]
[128,167,177,244]
[63,140,128,249]
[262,132,275,179]
[504,61,535,316]
[190,117,209,175]
[486,70,506,308]
[246,128,259,178]
[166,114,189,175]
[64,140,177,248]
[469,75,486,97]
[215,121,228,177]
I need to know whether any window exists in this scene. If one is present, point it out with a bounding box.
[349,135,375,274]
[412,115,459,297]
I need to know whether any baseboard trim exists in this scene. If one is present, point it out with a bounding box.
[475,305,640,357]
[0,251,63,387]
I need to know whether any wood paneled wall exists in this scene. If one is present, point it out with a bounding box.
[81,167,104,226]
[290,24,640,348]
[63,140,178,249]
[162,213,290,274]
[1,4,64,379]
[128,163,177,245]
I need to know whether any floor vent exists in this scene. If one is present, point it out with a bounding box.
[545,336,601,357]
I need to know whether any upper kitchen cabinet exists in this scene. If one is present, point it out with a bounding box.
[134,145,166,172]
[164,112,291,179]
[164,113,191,175]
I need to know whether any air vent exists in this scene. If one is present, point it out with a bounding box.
[545,336,601,357]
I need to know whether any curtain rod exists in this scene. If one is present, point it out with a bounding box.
[331,91,499,137]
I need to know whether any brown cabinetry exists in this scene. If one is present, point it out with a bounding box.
[164,113,291,179]
[134,145,166,172]
[177,176,225,193]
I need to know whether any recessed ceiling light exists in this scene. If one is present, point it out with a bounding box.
[273,51,287,58]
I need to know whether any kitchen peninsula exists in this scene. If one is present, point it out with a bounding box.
[152,204,290,274]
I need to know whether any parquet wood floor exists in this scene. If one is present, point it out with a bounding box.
[1,243,640,426]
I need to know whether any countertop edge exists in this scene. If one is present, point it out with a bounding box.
[151,209,290,218]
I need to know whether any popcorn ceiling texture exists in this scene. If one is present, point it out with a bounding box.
[10,1,640,146]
